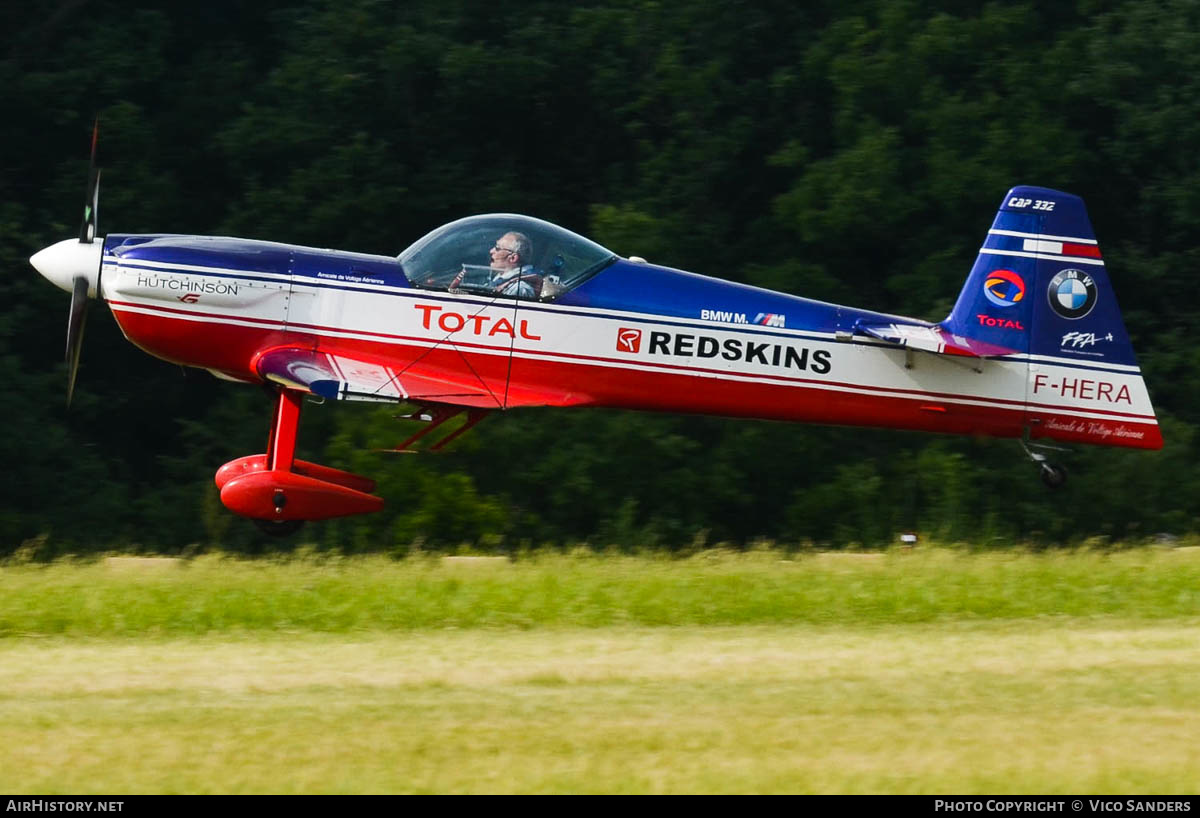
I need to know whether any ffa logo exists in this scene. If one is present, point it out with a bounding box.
[983,269,1025,308]
[616,328,642,353]
[1048,269,1097,319]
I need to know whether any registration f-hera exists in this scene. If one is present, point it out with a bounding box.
[31,135,1161,533]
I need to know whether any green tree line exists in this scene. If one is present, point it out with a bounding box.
[2,0,1198,554]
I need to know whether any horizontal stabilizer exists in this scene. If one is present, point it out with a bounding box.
[855,321,1019,358]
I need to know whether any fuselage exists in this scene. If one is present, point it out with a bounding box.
[95,230,1161,450]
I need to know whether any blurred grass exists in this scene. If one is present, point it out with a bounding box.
[1,546,1198,635]
[1,624,1198,793]
[2,548,1199,793]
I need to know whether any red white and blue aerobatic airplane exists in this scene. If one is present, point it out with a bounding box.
[31,141,1161,534]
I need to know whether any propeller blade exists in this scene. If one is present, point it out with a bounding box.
[78,119,99,243]
[66,275,89,406]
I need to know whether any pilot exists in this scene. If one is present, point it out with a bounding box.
[486,231,536,298]
[450,231,536,298]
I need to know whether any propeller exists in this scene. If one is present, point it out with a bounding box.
[66,274,89,405]
[29,118,104,406]
[66,119,100,404]
[79,119,100,243]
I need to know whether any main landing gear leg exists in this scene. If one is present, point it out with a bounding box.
[217,388,383,531]
[1020,433,1068,489]
[256,388,306,537]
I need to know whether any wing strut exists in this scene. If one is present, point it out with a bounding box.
[384,406,491,454]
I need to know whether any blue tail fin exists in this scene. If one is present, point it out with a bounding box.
[943,186,1161,451]
[943,185,1138,368]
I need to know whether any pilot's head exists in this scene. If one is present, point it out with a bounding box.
[489,231,531,271]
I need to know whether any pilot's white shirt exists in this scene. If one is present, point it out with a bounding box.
[490,265,535,298]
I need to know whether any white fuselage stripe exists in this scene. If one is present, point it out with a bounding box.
[108,299,1158,423]
[107,259,1145,375]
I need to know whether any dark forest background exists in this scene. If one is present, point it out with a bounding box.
[3,0,1199,554]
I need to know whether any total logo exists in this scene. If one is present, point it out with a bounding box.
[976,313,1025,331]
[413,304,541,339]
[983,269,1026,308]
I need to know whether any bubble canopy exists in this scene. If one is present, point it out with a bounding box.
[399,214,617,300]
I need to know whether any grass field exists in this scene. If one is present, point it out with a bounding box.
[1,548,1198,793]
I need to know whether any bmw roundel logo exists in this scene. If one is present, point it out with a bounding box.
[1048,269,1097,319]
[983,269,1026,308]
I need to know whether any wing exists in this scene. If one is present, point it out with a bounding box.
[255,346,503,408]
[853,321,1019,358]
[254,346,589,409]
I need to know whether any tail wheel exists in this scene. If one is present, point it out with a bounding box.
[1040,464,1068,489]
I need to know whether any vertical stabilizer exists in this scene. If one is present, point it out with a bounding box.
[943,186,1161,449]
